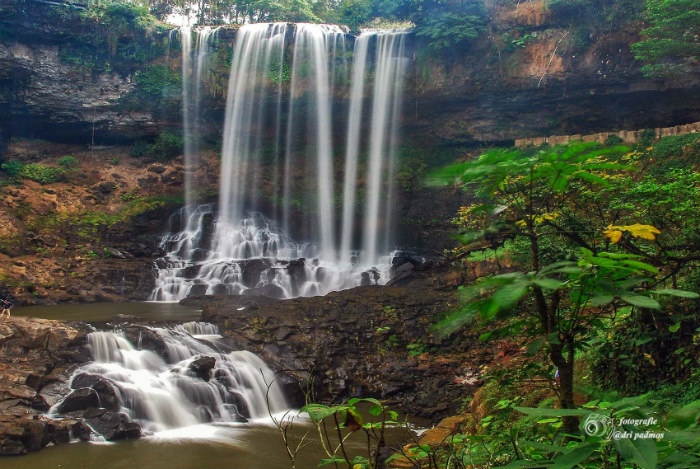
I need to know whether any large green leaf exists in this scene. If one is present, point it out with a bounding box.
[549,443,597,469]
[652,288,700,299]
[666,400,700,430]
[589,295,614,306]
[491,281,530,309]
[319,455,349,467]
[619,294,661,309]
[533,277,566,290]
[614,436,658,469]
[300,403,339,421]
[513,406,590,417]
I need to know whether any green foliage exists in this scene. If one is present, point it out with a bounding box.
[130,130,183,161]
[414,1,488,53]
[547,0,598,24]
[130,140,150,158]
[505,396,700,469]
[57,155,80,170]
[81,1,159,56]
[119,189,140,202]
[647,133,700,164]
[300,398,400,469]
[331,0,375,31]
[150,130,184,160]
[292,390,700,469]
[502,31,538,51]
[593,306,700,394]
[1,161,65,184]
[22,163,64,184]
[429,140,700,435]
[267,57,292,85]
[50,1,169,74]
[0,160,24,178]
[604,134,624,146]
[637,128,658,148]
[632,0,700,77]
[406,341,427,356]
[134,64,181,97]
[396,157,427,192]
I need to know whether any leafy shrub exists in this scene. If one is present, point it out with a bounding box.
[57,155,79,170]
[649,133,700,160]
[129,131,183,161]
[134,65,181,97]
[637,128,657,148]
[604,134,624,146]
[632,0,700,77]
[415,11,487,51]
[130,140,150,157]
[20,163,65,184]
[150,130,183,160]
[414,1,488,53]
[1,161,65,184]
[1,160,24,178]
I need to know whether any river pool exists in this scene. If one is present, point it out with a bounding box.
[7,302,419,469]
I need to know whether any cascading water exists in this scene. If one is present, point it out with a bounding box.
[151,24,411,301]
[181,26,219,212]
[52,322,288,436]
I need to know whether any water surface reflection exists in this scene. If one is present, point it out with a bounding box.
[14,301,202,323]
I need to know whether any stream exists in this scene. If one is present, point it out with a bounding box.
[9,302,420,469]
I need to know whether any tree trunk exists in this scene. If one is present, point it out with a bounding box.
[550,343,579,435]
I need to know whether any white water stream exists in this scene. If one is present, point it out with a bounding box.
[52,322,288,436]
[151,24,411,301]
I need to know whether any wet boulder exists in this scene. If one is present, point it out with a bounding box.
[241,259,273,287]
[54,387,101,414]
[70,373,120,411]
[188,356,216,381]
[83,409,141,440]
[242,283,286,299]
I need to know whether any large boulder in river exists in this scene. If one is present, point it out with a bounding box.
[188,356,216,381]
[83,409,141,441]
[54,387,101,414]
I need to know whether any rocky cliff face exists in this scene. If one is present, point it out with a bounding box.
[0,0,175,146]
[3,1,700,150]
[0,41,159,144]
[406,26,700,146]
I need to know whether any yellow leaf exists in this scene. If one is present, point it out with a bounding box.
[603,225,623,244]
[620,223,661,241]
[643,352,656,366]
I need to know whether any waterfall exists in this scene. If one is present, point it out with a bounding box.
[151,24,410,301]
[52,322,288,435]
[362,32,409,263]
[181,26,219,213]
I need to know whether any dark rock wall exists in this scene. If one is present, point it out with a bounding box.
[0,0,169,145]
[3,4,700,151]
[405,30,700,146]
[199,276,490,420]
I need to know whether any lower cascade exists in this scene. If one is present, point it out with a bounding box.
[50,322,288,438]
